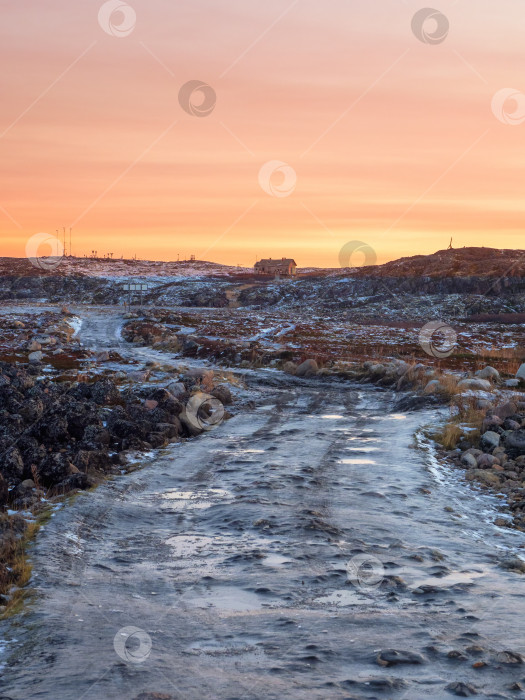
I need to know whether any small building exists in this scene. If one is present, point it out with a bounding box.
[254,257,297,276]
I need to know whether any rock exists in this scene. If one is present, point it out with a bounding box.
[457,378,492,392]
[482,414,502,432]
[498,556,525,573]
[91,378,120,405]
[28,340,42,352]
[210,385,233,406]
[165,381,186,398]
[494,401,517,421]
[96,351,110,363]
[467,469,501,487]
[424,379,442,394]
[480,431,500,450]
[20,479,35,490]
[445,681,478,696]
[144,399,158,411]
[475,366,499,381]
[495,650,523,665]
[28,351,43,363]
[503,430,525,458]
[295,359,319,377]
[37,453,76,487]
[506,379,520,388]
[133,693,174,700]
[376,649,425,667]
[461,452,478,469]
[0,474,8,506]
[283,361,297,375]
[516,363,525,382]
[477,453,496,468]
[3,448,25,481]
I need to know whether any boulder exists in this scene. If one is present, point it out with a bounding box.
[494,401,518,421]
[210,385,233,406]
[37,453,76,487]
[295,359,318,377]
[475,366,499,381]
[0,474,8,506]
[516,363,525,382]
[480,431,500,451]
[457,378,492,392]
[466,469,501,487]
[283,361,297,375]
[460,452,477,469]
[506,379,520,388]
[477,453,496,468]
[503,430,525,458]
[165,381,186,398]
[424,379,442,394]
[28,340,42,352]
[28,351,43,363]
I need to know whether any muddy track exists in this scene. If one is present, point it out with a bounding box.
[1,309,525,699]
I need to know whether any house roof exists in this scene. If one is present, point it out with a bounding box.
[255,258,297,266]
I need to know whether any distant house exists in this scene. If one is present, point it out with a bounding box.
[254,257,297,276]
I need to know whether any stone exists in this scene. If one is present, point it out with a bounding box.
[376,649,425,667]
[0,474,8,506]
[457,378,492,392]
[461,452,478,469]
[503,430,525,458]
[165,381,186,398]
[477,453,496,468]
[210,385,233,405]
[445,681,478,696]
[282,361,297,375]
[96,351,110,362]
[28,350,43,363]
[475,366,499,381]
[516,363,525,382]
[424,379,442,394]
[494,401,518,421]
[506,379,520,388]
[28,340,42,352]
[480,431,500,450]
[295,359,319,377]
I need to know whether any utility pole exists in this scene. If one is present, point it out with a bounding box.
[69,228,72,257]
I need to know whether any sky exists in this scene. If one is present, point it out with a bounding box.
[1,0,524,268]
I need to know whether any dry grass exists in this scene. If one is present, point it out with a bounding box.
[434,398,486,450]
[0,508,53,619]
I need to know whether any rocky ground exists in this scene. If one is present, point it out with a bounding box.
[0,308,239,612]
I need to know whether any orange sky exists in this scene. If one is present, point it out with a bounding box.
[1,0,524,268]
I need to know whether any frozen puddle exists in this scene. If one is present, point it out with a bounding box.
[165,535,214,557]
[339,459,377,465]
[314,589,385,607]
[160,488,232,511]
[181,586,268,611]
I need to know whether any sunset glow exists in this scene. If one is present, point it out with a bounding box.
[1,0,524,267]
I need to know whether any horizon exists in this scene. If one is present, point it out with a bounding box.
[3,243,525,272]
[2,2,525,267]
